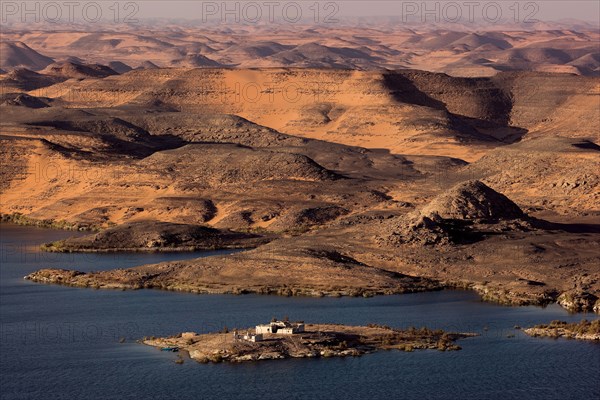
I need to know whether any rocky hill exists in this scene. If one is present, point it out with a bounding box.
[379,180,528,247]
[420,180,524,221]
[0,41,54,70]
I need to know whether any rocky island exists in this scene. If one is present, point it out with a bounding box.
[143,320,476,363]
[524,320,600,341]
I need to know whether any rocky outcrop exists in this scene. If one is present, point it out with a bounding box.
[420,180,524,221]
[41,61,118,79]
[0,93,50,108]
[380,214,454,247]
[379,180,528,247]
[557,291,599,313]
[268,206,349,232]
[139,144,343,188]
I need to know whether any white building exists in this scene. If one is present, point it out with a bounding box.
[255,320,305,335]
[233,331,263,342]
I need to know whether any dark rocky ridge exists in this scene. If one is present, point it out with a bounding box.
[0,93,50,108]
[139,144,344,187]
[41,61,119,79]
[41,221,268,252]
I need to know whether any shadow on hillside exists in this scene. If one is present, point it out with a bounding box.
[530,218,600,234]
[382,71,528,144]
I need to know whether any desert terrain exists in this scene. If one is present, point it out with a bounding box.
[2,23,599,314]
[2,22,599,76]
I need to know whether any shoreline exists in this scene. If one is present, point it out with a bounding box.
[39,244,258,253]
[36,220,274,253]
[0,213,102,231]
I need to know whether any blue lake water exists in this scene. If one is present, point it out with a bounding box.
[1,224,598,400]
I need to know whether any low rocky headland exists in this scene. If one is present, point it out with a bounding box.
[524,320,600,341]
[39,221,270,252]
[143,323,477,363]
